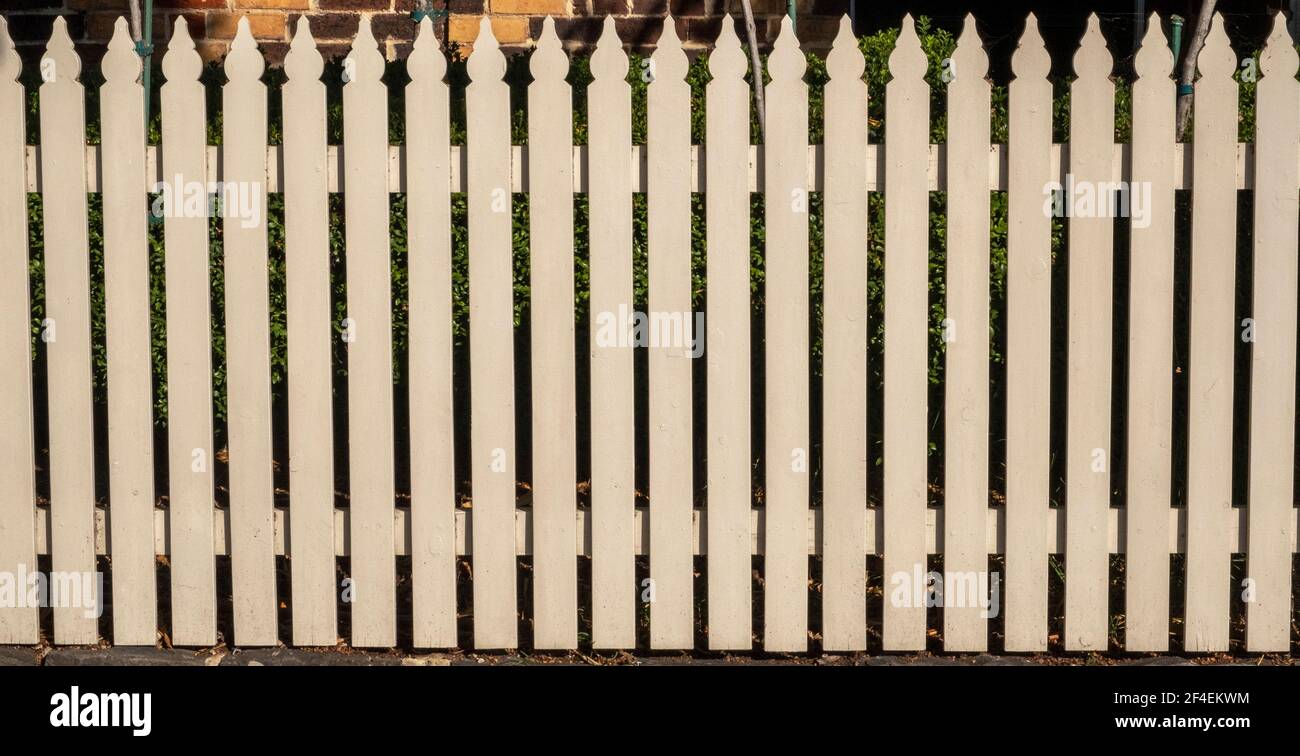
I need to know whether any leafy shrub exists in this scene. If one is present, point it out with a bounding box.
[18,17,1257,434]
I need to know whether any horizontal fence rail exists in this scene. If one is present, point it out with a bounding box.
[16,143,1273,193]
[1,10,1299,655]
[29,505,1300,557]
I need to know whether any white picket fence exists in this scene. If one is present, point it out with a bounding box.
[0,10,1297,653]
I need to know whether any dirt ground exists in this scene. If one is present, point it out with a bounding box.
[3,643,1293,667]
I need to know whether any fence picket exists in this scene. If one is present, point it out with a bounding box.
[223,19,277,646]
[762,16,809,653]
[942,14,990,652]
[466,18,518,649]
[39,17,98,645]
[820,17,868,653]
[587,18,637,649]
[284,19,337,647]
[342,16,396,648]
[705,16,753,651]
[161,17,217,647]
[1244,14,1299,653]
[528,19,577,649]
[1,10,1298,658]
[1124,15,1175,652]
[1063,14,1113,652]
[406,17,458,649]
[1184,15,1236,653]
[647,16,694,649]
[882,15,929,651]
[0,17,38,644]
[1003,14,1052,653]
[102,19,156,646]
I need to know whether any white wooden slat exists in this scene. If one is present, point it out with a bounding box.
[0,17,39,644]
[704,16,753,651]
[1244,15,1299,653]
[881,15,930,651]
[222,19,277,646]
[343,16,397,648]
[466,19,518,649]
[39,17,98,645]
[647,17,694,650]
[528,19,578,650]
[406,16,458,649]
[1063,14,1113,652]
[160,17,217,647]
[102,19,157,646]
[1183,15,1236,653]
[762,16,809,653]
[1123,15,1175,652]
[1002,15,1052,652]
[942,14,990,652]
[819,17,868,652]
[587,17,637,649]
[283,18,337,647]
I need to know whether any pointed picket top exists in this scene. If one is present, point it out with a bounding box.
[0,18,21,84]
[769,14,806,82]
[467,16,505,84]
[1011,13,1050,81]
[345,14,384,85]
[408,15,446,83]
[1133,12,1172,80]
[225,16,264,84]
[41,16,82,83]
[950,13,988,83]
[826,15,865,82]
[531,17,568,83]
[710,14,747,82]
[285,17,324,84]
[162,16,201,83]
[1258,10,1299,82]
[888,14,926,81]
[591,15,628,82]
[1072,13,1109,81]
[1197,13,1234,80]
[650,15,687,83]
[104,17,142,85]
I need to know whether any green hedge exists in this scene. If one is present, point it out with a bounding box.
[20,18,1261,425]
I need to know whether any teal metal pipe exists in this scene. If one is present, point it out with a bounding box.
[1170,15,1191,99]
[136,0,154,133]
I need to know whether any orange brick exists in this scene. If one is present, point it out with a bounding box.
[448,16,478,42]
[196,41,230,62]
[493,17,531,44]
[450,16,529,45]
[490,0,568,14]
[234,0,313,8]
[207,12,286,40]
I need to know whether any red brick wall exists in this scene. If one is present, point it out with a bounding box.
[2,0,850,63]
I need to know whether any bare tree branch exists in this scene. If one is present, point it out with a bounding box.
[737,0,766,144]
[127,0,144,44]
[1176,0,1218,140]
